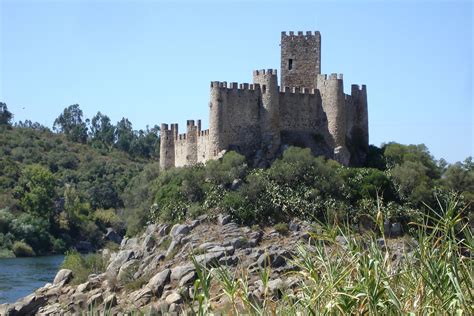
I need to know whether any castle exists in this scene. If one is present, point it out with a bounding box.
[160,31,368,170]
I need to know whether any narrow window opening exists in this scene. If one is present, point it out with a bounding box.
[288,59,293,70]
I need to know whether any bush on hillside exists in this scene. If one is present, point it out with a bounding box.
[12,241,35,257]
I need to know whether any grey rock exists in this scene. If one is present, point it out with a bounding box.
[195,251,225,266]
[384,220,391,236]
[189,219,200,229]
[145,224,158,235]
[37,302,62,315]
[208,245,235,255]
[289,221,300,232]
[148,269,171,296]
[12,294,47,315]
[228,237,246,249]
[198,242,221,250]
[231,179,242,190]
[268,278,286,297]
[179,271,197,286]
[170,224,190,237]
[165,292,182,305]
[391,222,403,237]
[219,255,239,266]
[166,238,181,258]
[257,252,287,268]
[130,287,152,306]
[104,294,117,308]
[376,238,386,249]
[53,269,73,285]
[157,224,170,236]
[105,227,122,244]
[117,259,139,282]
[218,214,231,225]
[76,282,90,293]
[171,264,195,282]
[151,301,169,314]
[335,235,348,246]
[143,234,155,252]
[87,292,103,306]
[106,250,135,274]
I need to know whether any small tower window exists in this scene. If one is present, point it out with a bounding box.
[288,59,293,70]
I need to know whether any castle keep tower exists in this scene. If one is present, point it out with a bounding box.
[160,31,369,169]
[280,31,321,89]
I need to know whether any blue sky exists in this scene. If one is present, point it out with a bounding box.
[1,0,472,163]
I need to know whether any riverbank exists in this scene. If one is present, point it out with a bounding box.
[0,255,64,304]
[2,206,470,315]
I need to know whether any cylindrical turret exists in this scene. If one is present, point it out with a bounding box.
[159,123,176,170]
[253,69,280,155]
[208,82,226,158]
[351,84,369,150]
[186,120,198,165]
[317,73,349,164]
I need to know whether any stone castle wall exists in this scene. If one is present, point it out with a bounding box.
[160,31,369,169]
[281,31,321,89]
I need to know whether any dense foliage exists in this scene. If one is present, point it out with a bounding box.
[0,103,158,256]
[190,197,473,315]
[125,145,472,236]
[1,101,472,259]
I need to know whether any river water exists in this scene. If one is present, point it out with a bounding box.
[0,255,64,304]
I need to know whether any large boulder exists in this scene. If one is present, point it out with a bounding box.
[170,224,190,237]
[53,269,73,285]
[12,294,47,315]
[148,269,171,297]
[171,264,195,282]
[106,250,135,274]
[105,228,122,244]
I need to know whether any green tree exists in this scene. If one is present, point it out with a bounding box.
[15,165,57,221]
[0,102,13,126]
[115,118,134,153]
[90,111,115,149]
[53,104,88,143]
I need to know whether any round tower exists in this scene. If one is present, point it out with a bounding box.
[159,123,176,170]
[317,73,349,164]
[208,81,226,158]
[252,69,280,156]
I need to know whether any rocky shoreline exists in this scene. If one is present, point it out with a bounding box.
[0,215,409,315]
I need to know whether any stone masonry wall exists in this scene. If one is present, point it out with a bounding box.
[281,31,321,90]
[159,31,368,169]
[209,82,262,157]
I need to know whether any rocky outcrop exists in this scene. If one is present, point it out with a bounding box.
[1,215,411,315]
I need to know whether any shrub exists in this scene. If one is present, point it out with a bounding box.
[12,241,35,257]
[0,208,14,233]
[206,151,247,186]
[274,222,289,235]
[93,208,123,232]
[61,250,107,285]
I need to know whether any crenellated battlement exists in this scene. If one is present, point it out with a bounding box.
[317,73,344,81]
[211,81,260,92]
[199,130,210,137]
[161,30,368,169]
[281,31,320,39]
[351,84,367,93]
[253,69,278,76]
[279,86,318,94]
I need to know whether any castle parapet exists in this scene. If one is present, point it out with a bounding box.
[279,86,317,94]
[281,31,320,39]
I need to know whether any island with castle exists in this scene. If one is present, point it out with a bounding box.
[160,31,368,170]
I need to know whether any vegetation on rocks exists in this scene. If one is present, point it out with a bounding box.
[0,103,158,256]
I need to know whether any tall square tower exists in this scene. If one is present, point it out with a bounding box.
[280,31,321,90]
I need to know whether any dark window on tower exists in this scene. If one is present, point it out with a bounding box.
[288,59,293,70]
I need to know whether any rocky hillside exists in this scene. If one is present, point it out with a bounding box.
[0,214,412,315]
